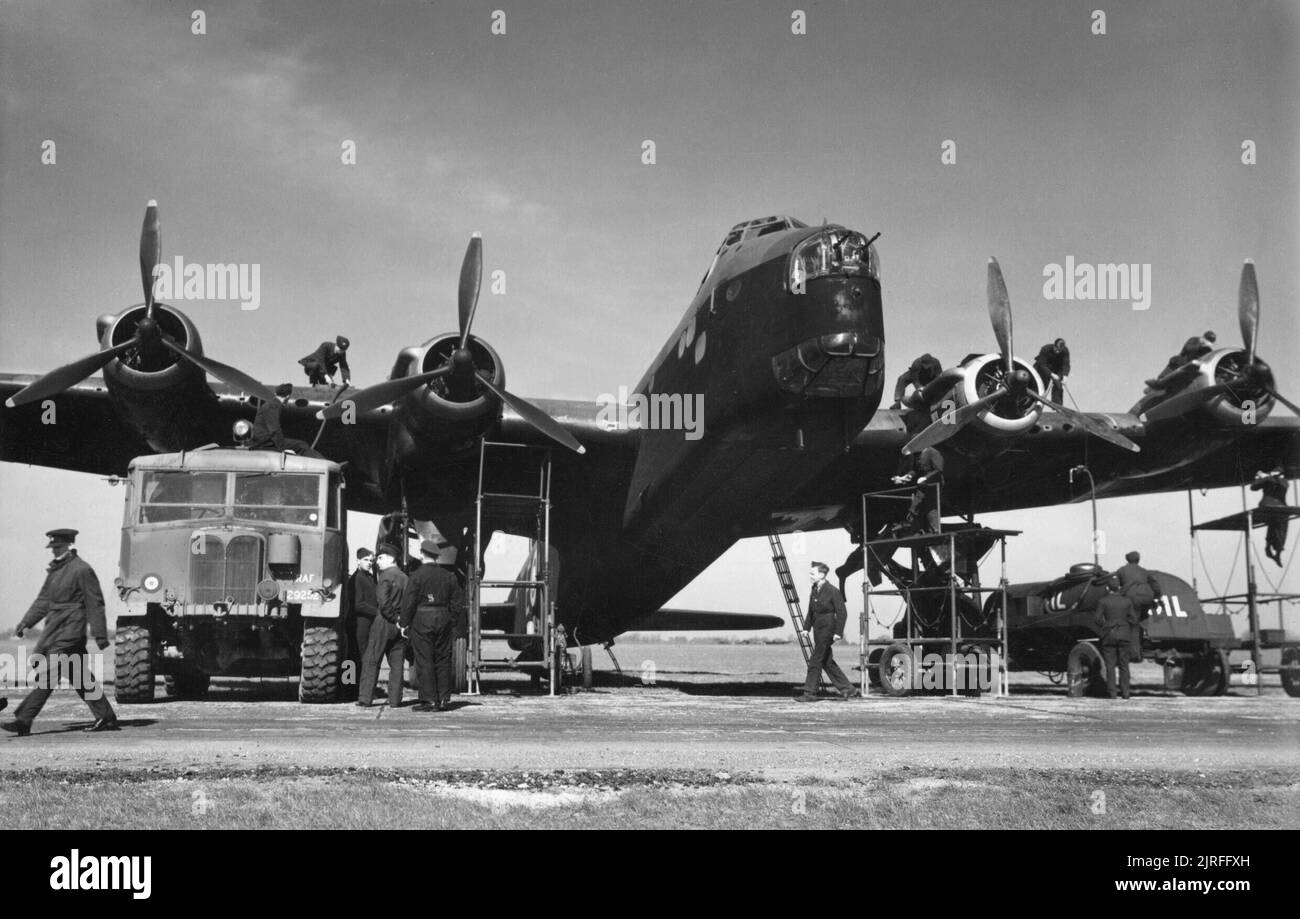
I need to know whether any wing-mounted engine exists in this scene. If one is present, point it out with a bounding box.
[1136,261,1298,425]
[902,259,1139,456]
[6,201,275,452]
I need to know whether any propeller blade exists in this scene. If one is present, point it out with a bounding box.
[1029,393,1140,452]
[1265,387,1300,418]
[475,372,585,454]
[902,386,1008,455]
[987,257,1013,375]
[159,338,277,402]
[1239,259,1259,367]
[4,340,136,408]
[458,233,483,350]
[316,367,450,420]
[140,200,161,317]
[1138,383,1231,424]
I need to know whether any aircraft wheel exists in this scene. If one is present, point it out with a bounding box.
[453,637,468,694]
[877,643,914,697]
[1281,648,1300,698]
[1182,649,1229,697]
[579,645,594,690]
[114,625,155,703]
[1066,642,1105,698]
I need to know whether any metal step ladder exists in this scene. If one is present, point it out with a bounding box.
[767,533,815,664]
[467,439,558,695]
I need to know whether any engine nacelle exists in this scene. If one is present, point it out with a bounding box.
[100,303,205,393]
[1195,348,1274,425]
[951,353,1045,437]
[390,333,506,451]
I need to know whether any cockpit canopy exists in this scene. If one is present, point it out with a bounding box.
[700,216,810,287]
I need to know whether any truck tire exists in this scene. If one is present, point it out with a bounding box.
[114,625,155,703]
[1066,642,1105,698]
[1182,649,1229,696]
[1281,648,1300,698]
[453,637,468,694]
[300,626,344,703]
[877,642,914,697]
[164,670,211,699]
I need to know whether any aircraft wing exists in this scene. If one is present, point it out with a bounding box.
[0,374,152,475]
[767,407,1300,534]
[632,609,785,631]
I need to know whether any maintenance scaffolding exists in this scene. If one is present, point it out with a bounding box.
[857,483,1018,697]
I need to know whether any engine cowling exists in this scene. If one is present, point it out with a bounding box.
[1196,348,1275,425]
[99,303,205,393]
[953,353,1045,437]
[390,332,506,449]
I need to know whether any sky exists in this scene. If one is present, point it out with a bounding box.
[1,0,1297,638]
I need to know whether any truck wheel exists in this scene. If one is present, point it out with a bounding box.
[1281,648,1300,698]
[579,645,594,690]
[164,670,211,699]
[877,643,914,697]
[114,625,155,703]
[1182,649,1229,697]
[300,626,344,703]
[453,636,468,694]
[1066,642,1105,698]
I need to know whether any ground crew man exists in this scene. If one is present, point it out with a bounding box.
[348,549,378,663]
[1251,466,1290,566]
[796,563,859,702]
[1094,578,1138,700]
[2,529,119,736]
[1115,550,1162,616]
[298,336,351,387]
[1033,338,1070,404]
[248,383,324,458]
[1148,331,1216,387]
[891,353,943,409]
[356,543,407,708]
[892,446,945,536]
[401,540,466,711]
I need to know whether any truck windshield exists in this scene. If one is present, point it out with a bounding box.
[139,471,228,523]
[233,473,322,527]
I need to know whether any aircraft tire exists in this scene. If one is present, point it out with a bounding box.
[1066,642,1105,698]
[164,669,211,699]
[300,626,344,703]
[454,637,468,694]
[1182,649,1228,697]
[1281,649,1300,698]
[580,645,594,690]
[114,625,155,703]
[877,643,914,697]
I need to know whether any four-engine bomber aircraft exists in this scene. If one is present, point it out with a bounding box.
[2,202,1298,646]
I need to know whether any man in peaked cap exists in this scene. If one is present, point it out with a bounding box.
[356,543,407,708]
[3,529,119,736]
[401,539,466,711]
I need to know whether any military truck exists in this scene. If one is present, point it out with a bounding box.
[111,448,355,703]
[990,564,1238,696]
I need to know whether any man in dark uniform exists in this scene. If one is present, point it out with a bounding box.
[401,540,466,711]
[796,562,859,702]
[1148,331,1216,388]
[891,353,943,410]
[298,336,351,387]
[1251,466,1290,566]
[1094,577,1138,700]
[892,446,945,536]
[1115,550,1162,616]
[348,549,378,664]
[1033,338,1071,404]
[248,383,324,458]
[356,543,407,708]
[3,529,118,736]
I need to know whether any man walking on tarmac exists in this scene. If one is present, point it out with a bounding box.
[796,562,859,702]
[401,540,466,711]
[1094,577,1139,700]
[3,529,119,736]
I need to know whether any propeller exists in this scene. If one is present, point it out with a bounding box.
[7,200,276,409]
[903,259,1140,454]
[318,234,585,454]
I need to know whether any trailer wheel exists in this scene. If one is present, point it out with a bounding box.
[1281,648,1300,698]
[877,643,914,697]
[453,637,468,694]
[113,625,155,703]
[300,626,344,703]
[1067,642,1105,698]
[164,670,211,699]
[866,647,883,688]
[1182,649,1229,697]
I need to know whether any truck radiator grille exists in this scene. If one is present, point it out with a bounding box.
[190,535,263,605]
